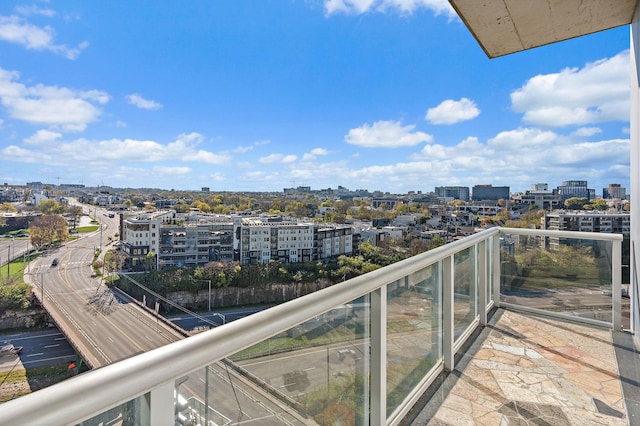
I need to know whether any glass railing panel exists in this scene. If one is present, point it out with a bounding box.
[76,396,144,426]
[487,236,494,306]
[386,263,442,416]
[454,246,478,340]
[500,233,615,324]
[177,296,371,426]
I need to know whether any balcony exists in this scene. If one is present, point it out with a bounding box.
[0,227,636,425]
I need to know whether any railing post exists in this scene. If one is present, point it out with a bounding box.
[148,382,174,426]
[493,233,501,307]
[443,255,454,370]
[613,238,623,330]
[478,240,488,326]
[371,286,387,424]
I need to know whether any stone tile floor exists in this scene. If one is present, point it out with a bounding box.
[410,310,636,425]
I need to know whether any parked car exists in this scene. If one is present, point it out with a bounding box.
[0,343,22,356]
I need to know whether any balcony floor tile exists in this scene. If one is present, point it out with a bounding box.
[407,309,636,425]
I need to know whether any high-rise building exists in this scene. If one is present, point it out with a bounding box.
[603,183,627,200]
[556,180,594,202]
[434,186,470,201]
[472,184,509,201]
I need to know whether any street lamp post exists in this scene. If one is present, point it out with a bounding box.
[196,279,212,311]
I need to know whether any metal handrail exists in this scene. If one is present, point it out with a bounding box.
[0,226,623,425]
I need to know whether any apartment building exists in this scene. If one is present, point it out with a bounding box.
[121,212,355,268]
[544,211,630,234]
[543,211,630,250]
[158,222,234,268]
[235,218,352,264]
[120,211,176,270]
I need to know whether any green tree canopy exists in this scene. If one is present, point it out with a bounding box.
[38,199,65,214]
[30,214,69,249]
[564,197,588,210]
[0,202,16,213]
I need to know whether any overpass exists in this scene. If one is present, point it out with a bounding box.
[23,205,185,368]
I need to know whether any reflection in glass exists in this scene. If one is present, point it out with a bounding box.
[175,296,372,425]
[454,246,477,341]
[500,234,614,323]
[386,263,442,416]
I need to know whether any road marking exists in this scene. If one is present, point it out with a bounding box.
[27,353,44,357]
[22,355,76,365]
[302,367,315,371]
[44,344,60,348]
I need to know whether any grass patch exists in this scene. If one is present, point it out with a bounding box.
[0,363,70,403]
[75,225,99,233]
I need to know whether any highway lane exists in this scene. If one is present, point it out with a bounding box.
[1,329,76,369]
[0,238,31,269]
[25,205,184,368]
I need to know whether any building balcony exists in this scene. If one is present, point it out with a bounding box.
[0,227,636,425]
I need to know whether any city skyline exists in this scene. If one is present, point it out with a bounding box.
[0,1,631,193]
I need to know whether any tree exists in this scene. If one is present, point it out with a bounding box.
[67,205,83,228]
[38,199,65,215]
[564,197,588,210]
[191,200,211,212]
[430,235,444,249]
[589,199,609,211]
[30,214,69,249]
[104,250,126,275]
[0,202,16,213]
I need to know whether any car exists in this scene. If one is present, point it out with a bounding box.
[0,343,22,356]
[51,258,59,267]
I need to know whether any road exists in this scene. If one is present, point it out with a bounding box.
[0,237,31,271]
[24,205,185,368]
[168,305,274,331]
[1,329,76,370]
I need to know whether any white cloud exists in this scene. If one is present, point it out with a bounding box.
[0,15,88,59]
[1,144,52,164]
[24,129,62,146]
[345,120,433,147]
[126,93,163,110]
[0,67,109,131]
[573,127,602,137]
[233,139,270,153]
[153,166,191,175]
[425,97,480,125]
[325,0,455,17]
[259,153,283,164]
[4,132,231,168]
[15,6,56,17]
[259,153,298,164]
[302,147,329,161]
[115,120,127,128]
[511,50,629,127]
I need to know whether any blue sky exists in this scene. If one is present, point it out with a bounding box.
[0,1,631,195]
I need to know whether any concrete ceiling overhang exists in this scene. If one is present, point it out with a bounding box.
[448,0,638,58]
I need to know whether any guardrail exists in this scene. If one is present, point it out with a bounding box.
[0,227,622,425]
